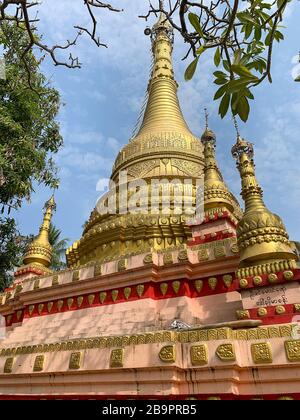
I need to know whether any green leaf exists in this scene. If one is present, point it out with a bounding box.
[184,56,199,81]
[214,78,227,85]
[265,31,272,46]
[223,60,230,72]
[213,71,227,79]
[231,64,258,80]
[226,79,250,94]
[236,96,250,122]
[254,26,262,41]
[214,84,228,100]
[188,13,204,37]
[245,24,253,40]
[219,93,230,118]
[233,49,243,65]
[214,47,221,67]
[274,30,284,42]
[196,45,206,55]
[244,88,255,100]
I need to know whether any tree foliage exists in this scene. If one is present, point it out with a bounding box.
[48,224,69,271]
[0,22,62,290]
[0,219,32,291]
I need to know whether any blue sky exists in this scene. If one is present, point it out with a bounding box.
[13,0,300,248]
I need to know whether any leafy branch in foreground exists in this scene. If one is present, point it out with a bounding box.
[141,0,292,122]
[0,0,122,80]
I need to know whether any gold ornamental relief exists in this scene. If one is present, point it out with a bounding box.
[88,294,95,306]
[159,345,176,363]
[285,340,300,362]
[110,349,124,368]
[99,292,107,304]
[194,280,203,293]
[160,282,168,296]
[216,344,236,362]
[143,254,153,265]
[172,158,203,177]
[127,159,160,179]
[69,352,82,370]
[208,277,218,291]
[198,248,209,262]
[251,343,273,364]
[33,355,45,372]
[124,287,131,300]
[77,296,84,308]
[190,344,208,366]
[4,357,14,374]
[172,281,181,294]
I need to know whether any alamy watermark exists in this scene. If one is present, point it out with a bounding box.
[95,171,204,223]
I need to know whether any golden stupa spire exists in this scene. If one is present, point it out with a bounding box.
[231,130,297,274]
[201,109,240,214]
[23,196,56,268]
[136,1,191,137]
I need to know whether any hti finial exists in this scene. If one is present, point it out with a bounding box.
[232,115,240,138]
[159,0,164,10]
[204,108,209,130]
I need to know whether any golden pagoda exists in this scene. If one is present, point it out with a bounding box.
[66,8,204,267]
[14,197,56,278]
[232,134,297,278]
[1,4,300,401]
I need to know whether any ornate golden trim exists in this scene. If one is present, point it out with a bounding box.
[0,326,295,359]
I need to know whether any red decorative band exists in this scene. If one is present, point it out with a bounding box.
[5,273,236,326]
